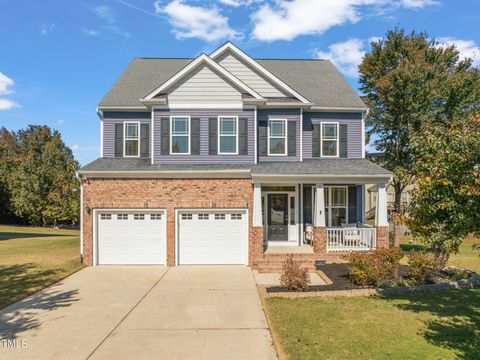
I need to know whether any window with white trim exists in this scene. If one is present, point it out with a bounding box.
[321,123,339,157]
[100,214,111,220]
[124,122,140,157]
[311,186,348,227]
[181,213,193,220]
[215,214,226,220]
[268,119,287,155]
[218,117,238,154]
[150,213,162,220]
[231,213,242,220]
[134,214,145,220]
[171,117,190,154]
[117,214,128,220]
[198,213,209,220]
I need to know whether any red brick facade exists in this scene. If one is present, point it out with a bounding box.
[376,226,390,249]
[81,177,256,266]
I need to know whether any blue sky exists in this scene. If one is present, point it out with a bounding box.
[0,0,479,165]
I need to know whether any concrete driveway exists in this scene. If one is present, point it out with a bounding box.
[0,266,277,360]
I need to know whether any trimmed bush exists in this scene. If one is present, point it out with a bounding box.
[344,248,402,287]
[280,255,310,291]
[407,252,433,284]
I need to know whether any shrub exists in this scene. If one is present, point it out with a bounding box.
[280,255,310,291]
[407,252,434,284]
[344,248,402,287]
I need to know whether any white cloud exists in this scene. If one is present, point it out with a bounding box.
[93,5,116,23]
[437,37,480,66]
[70,144,98,152]
[40,23,56,36]
[102,25,131,38]
[0,72,19,110]
[218,0,259,7]
[0,99,19,110]
[154,0,240,42]
[314,39,366,78]
[0,72,14,95]
[251,0,438,42]
[368,36,382,44]
[56,119,65,125]
[399,0,438,9]
[82,29,99,37]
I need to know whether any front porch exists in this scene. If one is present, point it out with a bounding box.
[251,171,391,271]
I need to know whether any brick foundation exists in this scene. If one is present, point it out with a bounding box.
[376,226,389,248]
[81,177,257,266]
[312,226,327,254]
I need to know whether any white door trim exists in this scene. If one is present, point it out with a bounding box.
[93,208,167,266]
[263,190,298,244]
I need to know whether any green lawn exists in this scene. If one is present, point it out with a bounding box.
[265,289,480,360]
[401,236,480,273]
[0,225,83,309]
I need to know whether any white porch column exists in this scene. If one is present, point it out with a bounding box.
[253,183,263,226]
[314,183,326,227]
[375,182,389,226]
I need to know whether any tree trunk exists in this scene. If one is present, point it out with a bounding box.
[392,182,404,248]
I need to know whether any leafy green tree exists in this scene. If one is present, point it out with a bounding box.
[1,125,80,226]
[359,28,475,246]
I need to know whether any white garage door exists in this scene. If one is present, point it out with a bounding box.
[178,210,248,265]
[97,210,166,265]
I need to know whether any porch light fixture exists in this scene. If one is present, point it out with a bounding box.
[85,206,91,216]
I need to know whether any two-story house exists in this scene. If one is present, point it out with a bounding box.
[77,42,392,270]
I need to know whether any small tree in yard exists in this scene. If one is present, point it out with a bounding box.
[280,255,310,291]
[358,28,479,247]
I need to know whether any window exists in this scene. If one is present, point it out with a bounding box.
[290,196,295,225]
[218,116,238,154]
[181,213,193,220]
[231,213,242,220]
[215,214,226,220]
[171,117,190,154]
[198,213,209,220]
[321,122,339,157]
[311,186,348,227]
[117,214,128,220]
[268,119,287,156]
[134,214,145,220]
[100,214,111,220]
[124,122,140,157]
[150,213,162,220]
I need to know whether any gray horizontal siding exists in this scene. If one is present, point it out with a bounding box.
[258,109,301,162]
[102,112,151,158]
[153,108,255,164]
[303,112,363,159]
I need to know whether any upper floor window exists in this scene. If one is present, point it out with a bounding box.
[218,116,238,154]
[124,122,140,157]
[171,117,190,154]
[321,122,338,157]
[268,119,287,156]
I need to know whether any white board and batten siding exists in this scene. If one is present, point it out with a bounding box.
[96,210,166,265]
[217,53,289,98]
[177,209,248,265]
[167,65,243,106]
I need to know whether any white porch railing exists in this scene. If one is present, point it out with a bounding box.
[327,227,377,252]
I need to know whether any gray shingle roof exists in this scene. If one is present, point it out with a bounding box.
[79,158,391,177]
[251,159,392,176]
[98,58,366,109]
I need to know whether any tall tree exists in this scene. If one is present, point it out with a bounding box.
[1,125,80,226]
[359,28,469,246]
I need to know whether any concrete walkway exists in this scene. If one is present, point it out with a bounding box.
[0,266,277,360]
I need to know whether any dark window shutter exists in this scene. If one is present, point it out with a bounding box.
[339,124,348,158]
[114,123,123,157]
[312,124,320,157]
[288,121,296,156]
[191,118,200,155]
[140,123,149,158]
[356,185,363,223]
[348,186,357,223]
[239,117,248,155]
[209,117,217,155]
[258,120,267,156]
[160,117,170,155]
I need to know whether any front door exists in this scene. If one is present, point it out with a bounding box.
[267,194,289,241]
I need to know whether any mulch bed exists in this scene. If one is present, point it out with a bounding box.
[266,263,411,293]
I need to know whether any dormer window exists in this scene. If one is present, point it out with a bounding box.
[124,122,140,157]
[171,116,190,154]
[268,119,287,156]
[218,116,238,155]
